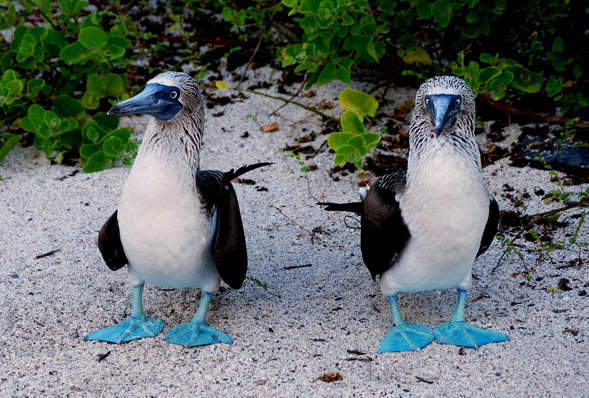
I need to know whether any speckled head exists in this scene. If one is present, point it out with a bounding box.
[412,76,476,137]
[108,72,203,122]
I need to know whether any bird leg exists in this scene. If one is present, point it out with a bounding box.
[164,291,233,347]
[86,283,164,343]
[433,289,509,348]
[377,295,435,353]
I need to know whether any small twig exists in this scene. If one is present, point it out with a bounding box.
[283,264,312,270]
[237,35,263,90]
[269,72,308,117]
[35,249,60,259]
[478,94,589,128]
[416,376,434,384]
[97,351,112,362]
[237,88,337,122]
[157,36,247,44]
[343,215,361,230]
[269,203,344,248]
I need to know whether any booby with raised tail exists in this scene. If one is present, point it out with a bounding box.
[87,72,270,347]
[322,76,507,352]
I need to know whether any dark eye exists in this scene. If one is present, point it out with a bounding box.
[170,91,178,99]
[456,98,461,104]
[425,98,430,105]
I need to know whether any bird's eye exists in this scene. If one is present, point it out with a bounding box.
[425,98,430,105]
[170,91,178,99]
[456,98,461,104]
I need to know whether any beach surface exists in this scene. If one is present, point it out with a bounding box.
[1,69,588,397]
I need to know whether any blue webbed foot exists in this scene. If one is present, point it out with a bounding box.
[434,289,509,349]
[164,322,233,347]
[433,321,509,349]
[164,291,232,348]
[86,316,164,343]
[86,283,163,344]
[378,323,435,353]
[378,295,435,353]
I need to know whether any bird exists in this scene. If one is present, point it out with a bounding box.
[86,71,271,347]
[321,76,508,352]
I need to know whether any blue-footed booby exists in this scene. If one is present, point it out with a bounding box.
[322,76,507,352]
[86,72,270,347]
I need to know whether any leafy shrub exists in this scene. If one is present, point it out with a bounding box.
[328,89,381,170]
[0,1,134,170]
[279,0,586,114]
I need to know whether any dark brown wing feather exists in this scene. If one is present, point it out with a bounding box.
[195,163,270,289]
[476,195,499,257]
[360,172,410,280]
[195,170,247,289]
[97,210,128,271]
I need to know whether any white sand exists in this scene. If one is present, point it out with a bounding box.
[1,69,588,396]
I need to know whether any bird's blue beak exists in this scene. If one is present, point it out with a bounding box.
[108,83,183,121]
[425,94,462,137]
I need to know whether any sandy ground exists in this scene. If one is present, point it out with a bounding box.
[1,69,588,397]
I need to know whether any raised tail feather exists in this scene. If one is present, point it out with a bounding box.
[226,162,273,180]
[318,202,363,214]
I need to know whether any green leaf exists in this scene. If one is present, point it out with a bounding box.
[348,135,367,156]
[103,137,123,157]
[508,65,543,93]
[361,132,381,150]
[93,113,120,132]
[216,81,230,91]
[81,91,100,110]
[466,9,479,23]
[80,12,101,30]
[415,0,433,19]
[328,132,354,150]
[432,0,452,28]
[103,127,132,144]
[398,33,416,51]
[339,88,378,120]
[552,37,564,54]
[79,27,108,50]
[82,120,106,143]
[103,73,124,96]
[341,14,354,26]
[87,73,105,94]
[402,47,432,65]
[477,66,501,85]
[107,34,130,49]
[0,134,22,162]
[479,53,498,65]
[317,63,338,87]
[108,44,126,60]
[52,95,85,119]
[80,144,99,158]
[572,64,582,80]
[340,111,365,134]
[20,104,45,133]
[60,41,92,65]
[333,144,355,165]
[83,150,107,173]
[27,78,45,99]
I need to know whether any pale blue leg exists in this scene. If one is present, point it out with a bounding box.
[377,295,435,353]
[164,292,232,347]
[433,289,509,348]
[86,283,164,343]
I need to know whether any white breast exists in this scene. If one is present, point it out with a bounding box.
[117,151,220,291]
[379,141,489,296]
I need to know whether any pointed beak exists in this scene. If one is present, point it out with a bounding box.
[425,94,462,137]
[108,83,182,121]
